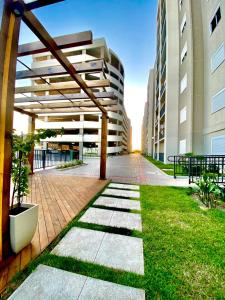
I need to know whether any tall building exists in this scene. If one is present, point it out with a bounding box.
[33,38,131,157]
[143,0,225,162]
[142,69,155,155]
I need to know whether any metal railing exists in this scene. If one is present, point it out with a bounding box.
[168,155,225,184]
[34,149,79,170]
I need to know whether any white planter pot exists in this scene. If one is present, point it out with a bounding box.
[10,203,39,254]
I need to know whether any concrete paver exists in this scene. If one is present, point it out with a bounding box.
[9,265,145,300]
[109,183,140,190]
[52,227,144,275]
[94,196,141,210]
[79,207,142,231]
[103,188,140,199]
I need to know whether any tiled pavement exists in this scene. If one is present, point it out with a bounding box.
[9,183,145,299]
[51,153,190,186]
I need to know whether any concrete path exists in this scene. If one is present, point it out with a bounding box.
[51,154,189,186]
[9,183,145,299]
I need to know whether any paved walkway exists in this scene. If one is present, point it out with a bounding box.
[52,154,189,186]
[9,183,145,300]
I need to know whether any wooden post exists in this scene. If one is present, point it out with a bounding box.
[100,113,108,180]
[0,1,21,261]
[28,115,35,174]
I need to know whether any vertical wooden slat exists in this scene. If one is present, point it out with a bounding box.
[0,1,21,261]
[28,115,35,174]
[100,113,108,179]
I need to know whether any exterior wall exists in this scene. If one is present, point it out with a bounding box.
[144,0,225,162]
[201,0,225,154]
[33,38,131,156]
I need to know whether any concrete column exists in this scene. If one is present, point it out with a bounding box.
[79,114,84,160]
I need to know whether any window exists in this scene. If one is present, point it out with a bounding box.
[179,0,183,10]
[181,42,187,63]
[180,74,187,93]
[180,106,187,123]
[212,87,225,113]
[210,7,221,33]
[180,14,187,35]
[211,43,225,72]
[211,135,225,154]
[179,139,186,154]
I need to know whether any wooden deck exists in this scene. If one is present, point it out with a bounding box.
[0,172,108,292]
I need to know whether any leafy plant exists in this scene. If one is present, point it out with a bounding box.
[11,129,62,211]
[195,173,220,208]
[56,159,83,169]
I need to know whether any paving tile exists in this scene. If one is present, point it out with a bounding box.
[79,208,142,231]
[51,227,104,262]
[110,210,142,231]
[103,188,140,199]
[8,265,86,300]
[79,277,145,300]
[109,183,140,190]
[79,207,113,227]
[94,196,141,210]
[52,227,144,275]
[9,264,145,300]
[95,233,144,275]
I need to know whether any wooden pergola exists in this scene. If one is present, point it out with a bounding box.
[0,0,116,262]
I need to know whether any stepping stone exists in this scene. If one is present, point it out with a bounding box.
[9,264,145,300]
[109,183,140,190]
[94,196,141,210]
[52,227,144,275]
[103,188,140,199]
[79,207,142,231]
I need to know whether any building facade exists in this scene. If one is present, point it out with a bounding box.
[33,38,132,157]
[143,0,225,162]
[142,69,155,155]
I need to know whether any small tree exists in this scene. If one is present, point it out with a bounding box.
[11,129,61,211]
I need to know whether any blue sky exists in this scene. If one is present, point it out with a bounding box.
[18,0,157,149]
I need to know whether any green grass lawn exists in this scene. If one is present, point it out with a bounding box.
[3,186,225,299]
[144,155,175,175]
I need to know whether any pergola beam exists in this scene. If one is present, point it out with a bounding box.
[11,0,107,114]
[17,30,92,56]
[15,91,115,103]
[15,79,110,94]
[25,0,64,11]
[16,60,105,80]
[14,107,37,118]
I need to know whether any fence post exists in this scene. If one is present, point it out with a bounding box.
[42,150,46,169]
[173,156,176,179]
[188,157,191,184]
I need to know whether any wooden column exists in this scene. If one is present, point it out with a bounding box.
[28,115,35,174]
[100,113,108,180]
[0,1,21,261]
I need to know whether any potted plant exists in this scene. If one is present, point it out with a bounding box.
[10,129,60,253]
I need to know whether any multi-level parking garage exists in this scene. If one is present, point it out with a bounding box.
[32,38,132,157]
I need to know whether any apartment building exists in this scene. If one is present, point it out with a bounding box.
[33,38,131,157]
[143,0,225,162]
[142,69,155,155]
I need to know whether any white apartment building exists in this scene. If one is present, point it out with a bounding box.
[143,0,225,162]
[33,38,132,158]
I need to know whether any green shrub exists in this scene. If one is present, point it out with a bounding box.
[57,160,83,169]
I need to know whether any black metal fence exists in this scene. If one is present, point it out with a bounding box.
[168,155,225,184]
[34,149,79,170]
